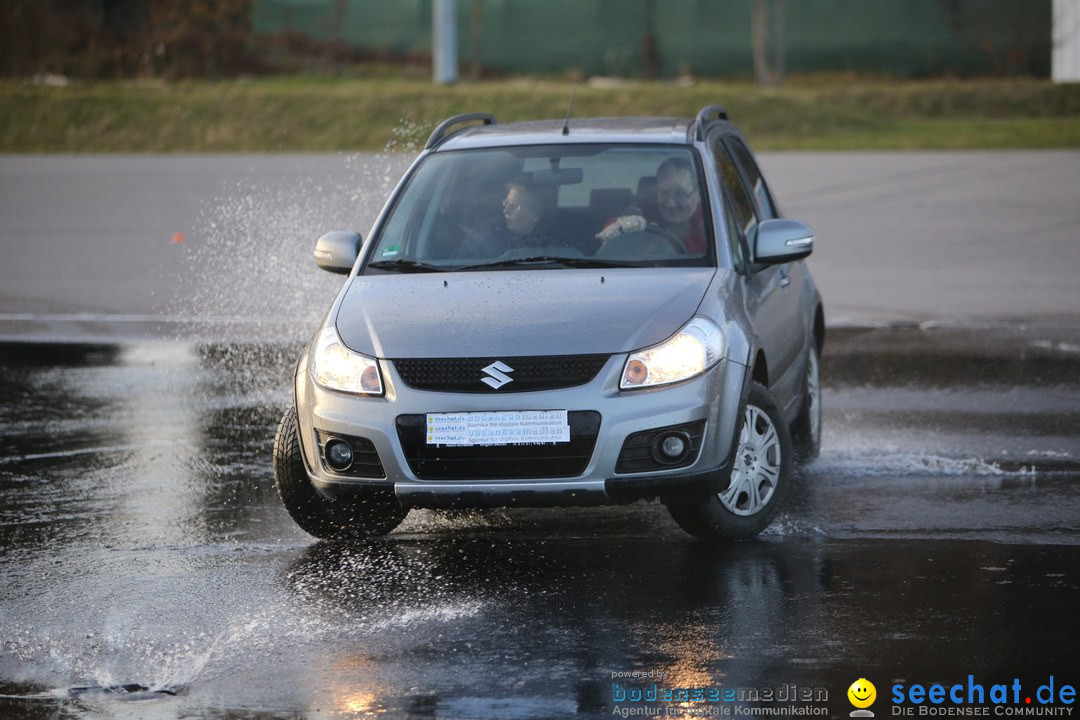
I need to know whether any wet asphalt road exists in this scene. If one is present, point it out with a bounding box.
[1,154,1079,719]
[0,328,1078,719]
[2,151,1080,333]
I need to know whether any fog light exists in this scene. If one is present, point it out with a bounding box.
[653,432,690,464]
[325,439,354,471]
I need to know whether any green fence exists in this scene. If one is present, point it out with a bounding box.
[254,0,1051,78]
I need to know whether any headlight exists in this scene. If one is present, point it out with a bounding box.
[620,317,724,390]
[311,326,383,396]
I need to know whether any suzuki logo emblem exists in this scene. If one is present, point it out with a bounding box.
[480,361,515,389]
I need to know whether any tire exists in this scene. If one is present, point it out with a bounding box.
[273,408,407,540]
[666,382,792,542]
[790,339,822,464]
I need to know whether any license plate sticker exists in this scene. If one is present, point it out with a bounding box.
[426,410,570,446]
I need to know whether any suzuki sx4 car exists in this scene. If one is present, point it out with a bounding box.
[274,107,824,543]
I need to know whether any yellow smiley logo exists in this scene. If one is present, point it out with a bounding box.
[848,678,877,709]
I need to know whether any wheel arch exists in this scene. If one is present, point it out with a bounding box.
[813,303,825,353]
[752,349,769,387]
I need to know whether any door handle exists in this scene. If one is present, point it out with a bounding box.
[779,269,791,288]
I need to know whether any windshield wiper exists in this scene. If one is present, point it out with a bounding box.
[366,259,451,273]
[458,256,637,271]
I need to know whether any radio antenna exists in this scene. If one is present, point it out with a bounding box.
[562,83,577,136]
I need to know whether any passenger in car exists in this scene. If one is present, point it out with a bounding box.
[447,177,555,259]
[496,177,559,250]
[595,157,707,254]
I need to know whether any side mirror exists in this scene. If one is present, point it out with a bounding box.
[754,219,814,264]
[314,231,362,274]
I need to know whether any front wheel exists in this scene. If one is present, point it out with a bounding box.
[666,382,792,542]
[273,408,407,540]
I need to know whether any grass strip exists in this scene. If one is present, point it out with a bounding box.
[2,76,1078,152]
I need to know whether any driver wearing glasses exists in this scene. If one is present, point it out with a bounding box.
[596,157,707,254]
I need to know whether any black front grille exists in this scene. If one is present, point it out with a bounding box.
[392,355,609,393]
[396,411,601,479]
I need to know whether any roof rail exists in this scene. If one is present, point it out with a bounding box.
[425,112,497,149]
[691,104,729,141]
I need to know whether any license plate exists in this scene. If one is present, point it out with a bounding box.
[426,410,570,447]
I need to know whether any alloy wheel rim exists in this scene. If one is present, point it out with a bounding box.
[718,404,781,516]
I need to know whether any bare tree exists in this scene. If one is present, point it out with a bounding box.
[642,0,660,80]
[470,0,484,80]
[752,0,785,87]
[147,0,253,78]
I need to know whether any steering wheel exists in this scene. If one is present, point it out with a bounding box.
[645,223,687,254]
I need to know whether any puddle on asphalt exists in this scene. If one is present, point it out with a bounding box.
[4,536,1076,719]
[1,327,1079,551]
[0,326,1078,718]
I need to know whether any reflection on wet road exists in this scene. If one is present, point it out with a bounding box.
[1,326,1078,719]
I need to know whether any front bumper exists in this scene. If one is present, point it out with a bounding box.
[294,352,748,508]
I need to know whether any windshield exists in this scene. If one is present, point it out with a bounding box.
[365,144,713,273]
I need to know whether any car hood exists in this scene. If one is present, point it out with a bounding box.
[334,268,716,358]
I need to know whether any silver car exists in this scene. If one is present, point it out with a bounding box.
[274,107,824,542]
